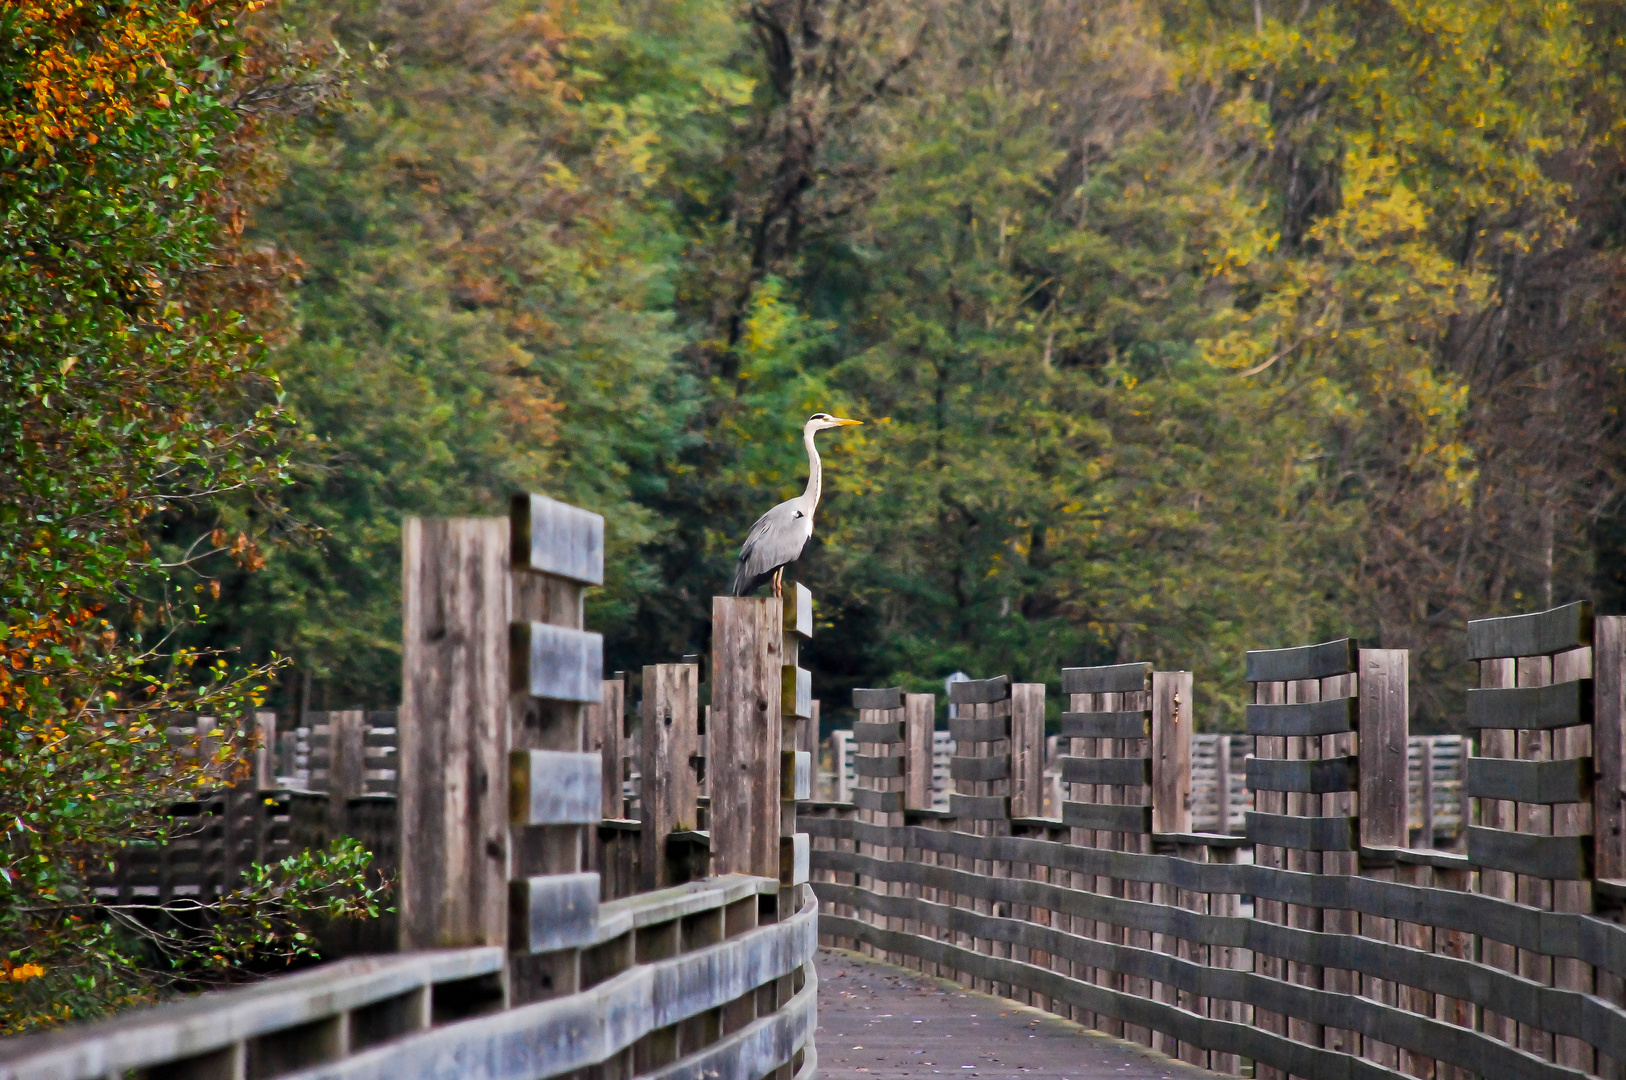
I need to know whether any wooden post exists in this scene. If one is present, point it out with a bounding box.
[507,494,606,1003]
[1358,648,1408,1070]
[639,664,701,889]
[710,596,783,879]
[399,517,511,951]
[1152,671,1192,834]
[587,677,625,821]
[833,730,851,802]
[1596,616,1625,1075]
[1597,616,1626,881]
[782,586,813,919]
[905,694,935,811]
[1011,683,1046,819]
[254,711,277,791]
[1420,737,1436,848]
[328,708,366,830]
[1214,735,1232,833]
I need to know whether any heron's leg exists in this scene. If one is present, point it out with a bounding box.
[772,567,783,599]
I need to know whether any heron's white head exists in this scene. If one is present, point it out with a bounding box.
[806,412,863,433]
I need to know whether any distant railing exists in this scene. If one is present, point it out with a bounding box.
[805,602,1626,1080]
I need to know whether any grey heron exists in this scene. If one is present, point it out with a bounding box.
[730,413,863,598]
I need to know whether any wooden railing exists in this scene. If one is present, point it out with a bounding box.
[0,875,817,1080]
[1,494,817,1080]
[805,601,1626,1080]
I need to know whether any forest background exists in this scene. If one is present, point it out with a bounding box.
[224,0,1626,731]
[1,0,1624,1029]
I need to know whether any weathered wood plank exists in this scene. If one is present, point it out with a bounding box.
[851,720,905,744]
[509,493,604,586]
[0,951,505,1079]
[710,599,783,878]
[511,622,605,704]
[783,581,813,638]
[641,963,816,1080]
[1062,802,1152,833]
[1011,683,1046,820]
[1466,827,1594,880]
[1245,812,1358,851]
[781,750,812,801]
[949,793,1012,819]
[509,750,602,825]
[1060,757,1151,786]
[950,755,1012,782]
[905,693,935,812]
[585,678,625,821]
[1059,710,1150,740]
[1467,601,1594,661]
[854,754,908,778]
[639,663,702,890]
[781,664,812,720]
[1245,639,1359,683]
[1464,756,1592,805]
[1599,618,1626,881]
[1244,696,1359,737]
[947,715,1011,742]
[1151,671,1191,836]
[510,872,600,953]
[1466,679,1594,731]
[399,517,510,950]
[851,787,905,813]
[852,687,905,711]
[257,891,818,1080]
[1246,755,1360,794]
[948,675,1011,705]
[1062,663,1152,696]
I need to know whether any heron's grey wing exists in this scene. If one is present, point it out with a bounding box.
[732,499,810,595]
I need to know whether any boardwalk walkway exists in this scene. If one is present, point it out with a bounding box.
[814,950,1221,1080]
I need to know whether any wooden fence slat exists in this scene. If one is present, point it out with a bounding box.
[399,517,510,951]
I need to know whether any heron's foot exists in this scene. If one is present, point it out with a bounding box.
[772,567,784,598]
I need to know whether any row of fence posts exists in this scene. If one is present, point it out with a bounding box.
[395,499,815,1007]
[812,602,1626,1077]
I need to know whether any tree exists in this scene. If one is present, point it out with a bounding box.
[0,0,377,1032]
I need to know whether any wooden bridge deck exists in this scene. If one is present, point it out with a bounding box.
[816,950,1219,1080]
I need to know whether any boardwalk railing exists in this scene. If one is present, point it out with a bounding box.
[805,601,1626,1080]
[0,494,817,1080]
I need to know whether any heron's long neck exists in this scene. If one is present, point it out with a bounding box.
[802,427,822,512]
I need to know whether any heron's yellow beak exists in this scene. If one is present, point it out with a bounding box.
[832,417,863,426]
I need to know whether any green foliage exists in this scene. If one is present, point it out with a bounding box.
[0,0,380,1031]
[1,839,386,1035]
[221,0,737,703]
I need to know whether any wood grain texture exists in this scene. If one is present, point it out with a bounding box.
[1245,639,1359,683]
[1466,679,1595,731]
[1244,696,1359,737]
[1061,663,1152,696]
[586,678,625,820]
[1059,711,1151,739]
[1467,601,1593,661]
[1598,618,1626,881]
[640,664,702,890]
[399,517,510,950]
[1358,650,1409,849]
[710,598,783,878]
[904,694,934,812]
[509,492,604,586]
[1012,683,1046,820]
[1245,756,1359,794]
[948,675,1011,705]
[1152,671,1192,835]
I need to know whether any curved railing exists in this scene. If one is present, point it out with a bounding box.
[0,875,817,1080]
